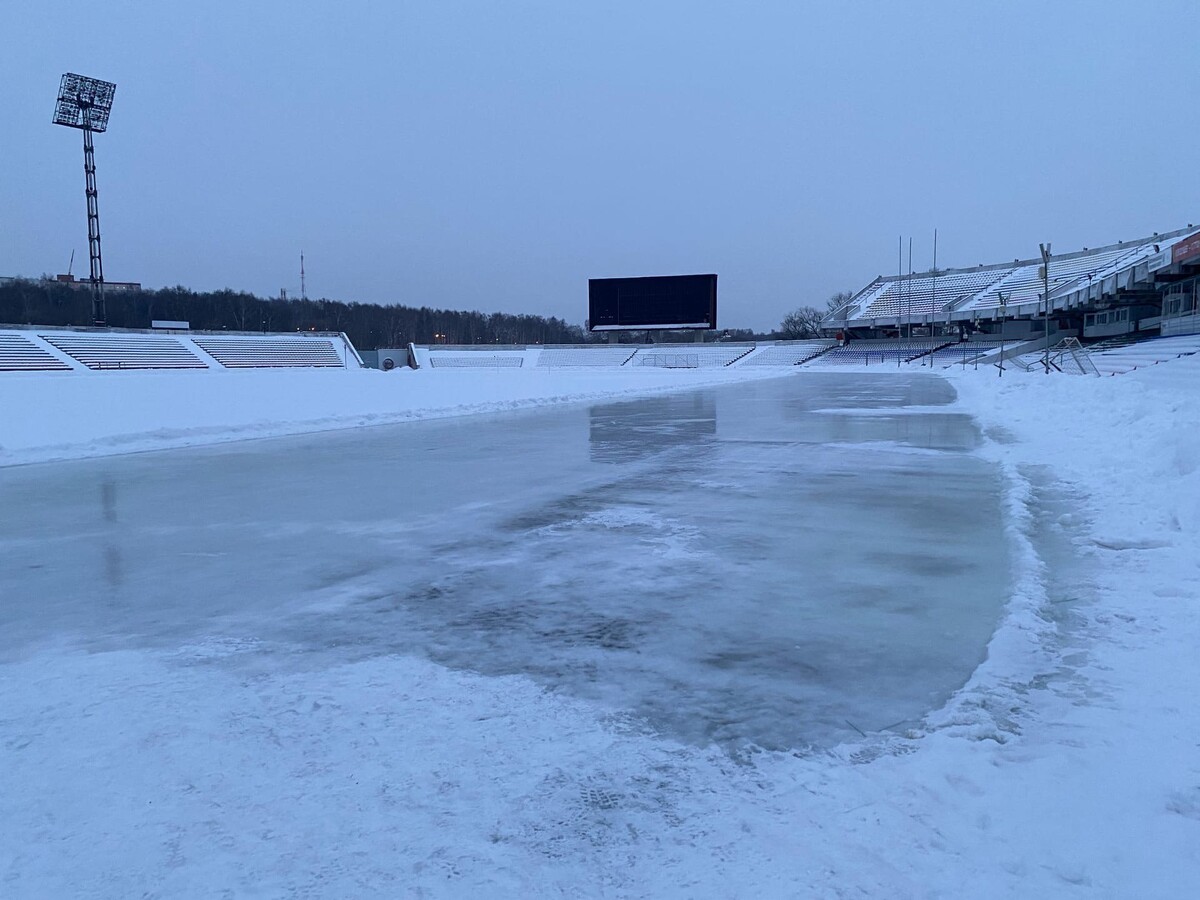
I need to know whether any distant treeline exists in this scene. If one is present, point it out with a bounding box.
[0,279,588,349]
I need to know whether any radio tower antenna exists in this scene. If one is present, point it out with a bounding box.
[300,251,307,301]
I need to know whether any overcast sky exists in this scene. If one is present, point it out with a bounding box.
[3,1,1198,332]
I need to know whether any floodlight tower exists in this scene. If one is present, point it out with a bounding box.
[53,73,117,326]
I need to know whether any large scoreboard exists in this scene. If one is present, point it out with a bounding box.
[588,273,717,331]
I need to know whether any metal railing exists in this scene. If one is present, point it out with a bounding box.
[1010,337,1099,375]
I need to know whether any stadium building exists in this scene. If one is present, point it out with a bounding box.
[824,224,1200,344]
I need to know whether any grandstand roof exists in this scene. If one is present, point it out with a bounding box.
[828,225,1199,327]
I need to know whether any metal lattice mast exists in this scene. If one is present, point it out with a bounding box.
[82,112,105,324]
[53,73,117,326]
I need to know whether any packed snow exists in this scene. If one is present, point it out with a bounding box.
[2,358,1199,897]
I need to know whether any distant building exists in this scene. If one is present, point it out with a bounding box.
[53,274,142,293]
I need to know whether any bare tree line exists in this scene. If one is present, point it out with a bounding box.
[778,290,852,339]
[0,279,587,349]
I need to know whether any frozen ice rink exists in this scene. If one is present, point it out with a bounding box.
[2,374,1007,750]
[1,371,1028,895]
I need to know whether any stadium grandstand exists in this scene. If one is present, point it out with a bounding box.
[430,354,524,368]
[0,327,362,372]
[741,339,836,366]
[634,344,753,368]
[537,346,637,367]
[824,225,1200,350]
[5,325,1195,378]
[417,343,762,369]
[812,339,945,367]
[922,340,1008,367]
[1088,333,1200,375]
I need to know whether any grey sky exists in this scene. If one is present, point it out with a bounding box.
[3,1,1198,332]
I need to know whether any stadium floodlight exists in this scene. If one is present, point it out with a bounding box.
[53,73,117,326]
[53,73,116,132]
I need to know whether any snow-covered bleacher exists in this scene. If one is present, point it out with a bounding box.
[813,340,947,366]
[42,332,208,370]
[829,227,1199,329]
[429,354,524,368]
[0,328,359,373]
[923,340,1008,367]
[960,245,1146,314]
[536,346,636,367]
[1089,334,1200,375]
[861,269,1008,320]
[193,336,345,368]
[0,333,72,371]
[631,344,753,368]
[742,340,836,366]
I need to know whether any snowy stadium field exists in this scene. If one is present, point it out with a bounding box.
[2,360,1199,897]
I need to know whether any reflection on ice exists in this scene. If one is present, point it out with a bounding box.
[0,372,1009,751]
[589,394,717,463]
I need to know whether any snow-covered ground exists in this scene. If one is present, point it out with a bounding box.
[2,359,1199,897]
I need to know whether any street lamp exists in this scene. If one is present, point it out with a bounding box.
[997,293,1007,377]
[1039,242,1052,374]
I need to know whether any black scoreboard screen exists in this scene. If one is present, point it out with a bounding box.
[588,274,717,331]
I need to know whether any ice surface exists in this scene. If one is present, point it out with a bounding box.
[1,372,1007,750]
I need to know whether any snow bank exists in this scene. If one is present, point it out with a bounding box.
[920,357,1200,896]
[0,365,785,468]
